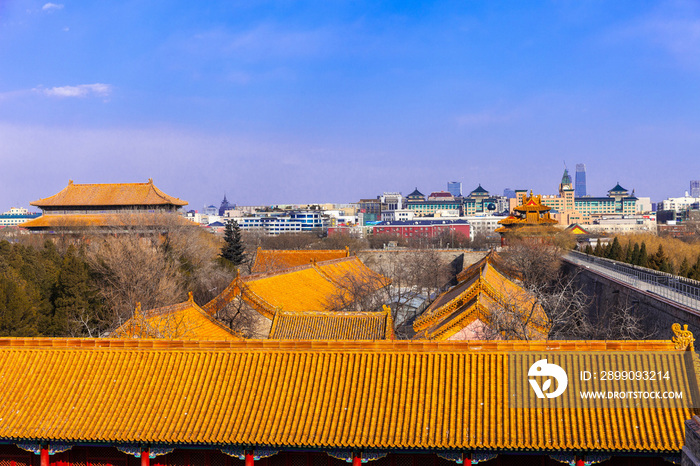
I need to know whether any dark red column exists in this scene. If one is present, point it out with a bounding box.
[141,449,150,466]
[352,453,361,466]
[40,448,49,466]
[245,452,254,466]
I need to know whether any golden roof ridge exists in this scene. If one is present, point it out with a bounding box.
[0,337,679,352]
[30,179,187,207]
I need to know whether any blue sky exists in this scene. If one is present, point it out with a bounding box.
[1,0,699,211]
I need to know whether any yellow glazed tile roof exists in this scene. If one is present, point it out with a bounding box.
[30,179,188,207]
[243,266,344,316]
[251,248,350,273]
[204,257,389,318]
[0,338,693,453]
[111,293,240,341]
[455,251,496,283]
[415,257,548,340]
[315,256,391,289]
[269,307,395,340]
[20,213,194,229]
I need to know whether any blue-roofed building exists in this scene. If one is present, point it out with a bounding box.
[0,207,41,227]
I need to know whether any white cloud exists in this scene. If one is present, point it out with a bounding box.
[42,3,64,11]
[37,83,112,98]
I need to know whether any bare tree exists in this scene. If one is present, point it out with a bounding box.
[587,293,659,340]
[498,238,563,289]
[214,294,270,338]
[85,233,184,332]
[497,238,653,340]
[359,250,456,338]
[323,266,390,314]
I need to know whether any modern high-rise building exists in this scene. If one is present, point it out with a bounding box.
[447,181,462,197]
[691,180,700,198]
[575,164,587,197]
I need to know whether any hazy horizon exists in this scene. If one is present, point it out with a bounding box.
[1,1,698,211]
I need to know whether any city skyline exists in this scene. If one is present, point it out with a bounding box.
[1,163,695,213]
[0,1,699,210]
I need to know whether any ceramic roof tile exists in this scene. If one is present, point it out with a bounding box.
[269,308,394,340]
[251,248,350,273]
[0,338,691,453]
[111,293,240,341]
[204,257,389,318]
[30,179,187,207]
[415,255,548,340]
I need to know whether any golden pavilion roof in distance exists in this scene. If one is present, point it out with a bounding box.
[111,292,240,341]
[414,252,548,340]
[269,307,395,340]
[496,190,558,232]
[30,179,188,208]
[0,336,693,454]
[251,247,350,273]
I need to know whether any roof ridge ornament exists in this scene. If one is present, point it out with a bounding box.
[672,323,695,351]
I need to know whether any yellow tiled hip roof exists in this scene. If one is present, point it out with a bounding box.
[0,338,692,453]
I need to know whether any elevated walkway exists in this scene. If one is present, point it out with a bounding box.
[564,250,700,313]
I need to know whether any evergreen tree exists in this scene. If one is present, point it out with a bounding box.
[624,240,633,264]
[593,240,604,257]
[603,241,612,258]
[691,255,700,281]
[607,237,623,261]
[51,245,101,337]
[679,257,691,278]
[0,274,37,337]
[584,244,593,255]
[221,220,246,265]
[650,244,671,273]
[630,243,640,265]
[638,242,649,268]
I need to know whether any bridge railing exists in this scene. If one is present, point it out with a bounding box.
[565,250,700,311]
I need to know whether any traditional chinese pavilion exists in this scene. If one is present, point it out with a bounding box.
[22,179,189,231]
[496,191,559,233]
[0,329,697,466]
